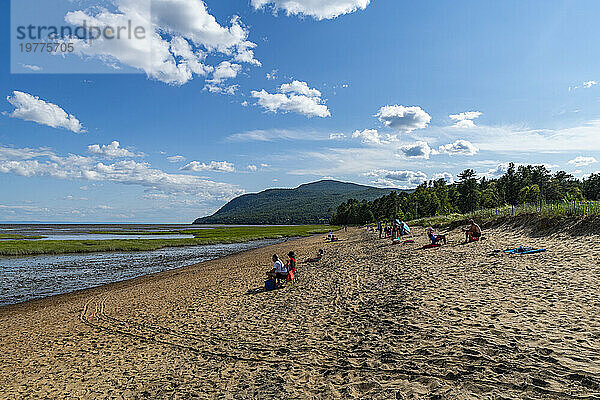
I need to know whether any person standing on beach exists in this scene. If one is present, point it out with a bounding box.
[377,221,382,238]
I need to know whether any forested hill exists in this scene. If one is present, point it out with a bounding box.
[194,180,401,225]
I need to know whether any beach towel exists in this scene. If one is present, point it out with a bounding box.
[422,243,441,249]
[504,246,547,255]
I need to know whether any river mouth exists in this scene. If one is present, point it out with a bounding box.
[0,238,284,307]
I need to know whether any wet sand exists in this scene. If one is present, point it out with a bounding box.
[1,225,600,399]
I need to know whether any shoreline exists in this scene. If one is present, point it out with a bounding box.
[0,234,307,312]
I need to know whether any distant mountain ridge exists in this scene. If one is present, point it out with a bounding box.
[194,180,402,225]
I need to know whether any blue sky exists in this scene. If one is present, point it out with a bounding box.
[1,0,600,223]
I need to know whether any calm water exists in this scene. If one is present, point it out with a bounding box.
[0,224,288,306]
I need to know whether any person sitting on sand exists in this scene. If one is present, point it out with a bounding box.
[427,227,447,245]
[464,219,482,242]
[286,251,296,274]
[305,249,323,263]
[266,254,287,283]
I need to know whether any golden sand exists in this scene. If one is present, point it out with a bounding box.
[1,226,599,399]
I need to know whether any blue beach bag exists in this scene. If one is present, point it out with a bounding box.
[265,279,277,291]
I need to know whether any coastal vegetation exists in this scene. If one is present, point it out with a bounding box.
[0,225,336,256]
[330,164,600,225]
[0,234,46,240]
[194,180,404,225]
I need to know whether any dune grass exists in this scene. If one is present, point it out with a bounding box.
[410,201,600,229]
[0,225,337,256]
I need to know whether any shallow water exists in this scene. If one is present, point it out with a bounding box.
[0,238,285,306]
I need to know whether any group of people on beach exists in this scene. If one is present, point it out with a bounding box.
[373,218,482,246]
[426,219,482,245]
[376,220,410,240]
[266,249,324,286]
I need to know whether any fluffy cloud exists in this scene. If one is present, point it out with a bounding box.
[437,139,479,156]
[399,141,432,159]
[87,141,143,158]
[352,129,383,145]
[207,61,241,83]
[6,91,84,133]
[486,163,510,176]
[433,172,454,183]
[376,105,431,133]
[351,129,398,145]
[204,61,243,93]
[367,169,427,188]
[247,164,258,172]
[568,156,597,167]
[251,0,370,20]
[63,0,259,85]
[251,81,330,118]
[181,160,235,173]
[0,144,241,200]
[329,132,346,140]
[280,80,322,97]
[167,155,186,163]
[449,111,482,128]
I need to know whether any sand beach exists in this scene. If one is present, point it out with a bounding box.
[1,221,600,399]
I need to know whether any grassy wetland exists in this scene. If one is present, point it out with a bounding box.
[0,225,337,256]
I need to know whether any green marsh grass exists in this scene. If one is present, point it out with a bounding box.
[0,225,337,256]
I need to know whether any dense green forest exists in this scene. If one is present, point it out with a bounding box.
[194,180,406,225]
[330,164,600,225]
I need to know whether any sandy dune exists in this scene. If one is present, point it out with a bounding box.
[1,224,600,399]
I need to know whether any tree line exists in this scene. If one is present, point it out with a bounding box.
[330,164,600,225]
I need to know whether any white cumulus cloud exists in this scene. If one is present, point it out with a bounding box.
[366,169,427,188]
[63,0,259,85]
[251,80,330,118]
[568,156,598,167]
[437,139,479,156]
[449,111,482,128]
[87,141,143,158]
[399,141,432,159]
[433,172,454,184]
[376,105,431,133]
[181,160,235,173]
[251,0,370,20]
[6,91,84,133]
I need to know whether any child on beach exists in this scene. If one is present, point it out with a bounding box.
[427,227,447,245]
[286,251,296,274]
[305,249,323,263]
